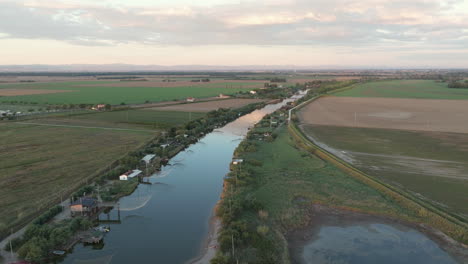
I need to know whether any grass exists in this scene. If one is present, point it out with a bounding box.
[0,123,154,237]
[29,109,206,130]
[218,126,414,263]
[335,80,468,99]
[243,127,410,222]
[302,124,468,217]
[0,81,257,105]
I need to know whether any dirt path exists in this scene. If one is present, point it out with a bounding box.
[0,199,71,264]
[0,227,24,264]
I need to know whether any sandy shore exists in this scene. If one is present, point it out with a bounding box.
[188,217,221,264]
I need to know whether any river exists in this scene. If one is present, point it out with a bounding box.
[61,92,306,264]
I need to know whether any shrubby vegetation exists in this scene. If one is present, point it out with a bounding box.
[5,204,91,264]
[32,206,63,226]
[16,218,92,263]
[448,80,468,89]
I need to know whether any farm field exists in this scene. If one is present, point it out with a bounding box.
[0,80,261,105]
[0,123,154,237]
[300,125,468,218]
[335,80,468,99]
[298,82,468,220]
[0,89,73,96]
[298,96,468,133]
[150,98,265,112]
[25,109,206,130]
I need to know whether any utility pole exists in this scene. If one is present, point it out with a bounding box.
[9,228,14,259]
[231,234,235,257]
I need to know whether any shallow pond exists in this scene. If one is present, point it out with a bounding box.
[298,222,458,264]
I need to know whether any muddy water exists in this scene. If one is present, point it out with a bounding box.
[60,92,306,264]
[291,217,460,264]
[301,224,457,264]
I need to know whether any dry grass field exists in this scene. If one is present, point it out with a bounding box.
[150,98,265,112]
[298,97,468,134]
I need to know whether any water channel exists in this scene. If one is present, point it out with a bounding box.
[61,92,306,264]
[62,90,460,264]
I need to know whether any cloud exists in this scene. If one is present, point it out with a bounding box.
[0,0,466,50]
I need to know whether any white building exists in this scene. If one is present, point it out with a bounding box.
[119,169,143,180]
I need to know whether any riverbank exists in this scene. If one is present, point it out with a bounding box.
[55,93,306,264]
[288,204,468,264]
[1,101,269,263]
[213,101,466,263]
[188,216,221,264]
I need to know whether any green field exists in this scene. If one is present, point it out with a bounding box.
[26,109,206,130]
[335,80,468,99]
[0,123,154,237]
[302,124,468,218]
[242,127,410,222]
[0,81,256,105]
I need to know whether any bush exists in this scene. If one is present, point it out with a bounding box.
[32,205,63,225]
[256,225,269,236]
[248,159,263,167]
[18,236,48,263]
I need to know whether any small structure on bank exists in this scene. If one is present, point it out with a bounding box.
[186,97,196,102]
[232,158,244,165]
[119,169,143,180]
[141,154,156,165]
[141,154,157,175]
[70,197,98,216]
[91,104,106,111]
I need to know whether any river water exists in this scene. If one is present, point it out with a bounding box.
[61,92,306,264]
[61,90,460,264]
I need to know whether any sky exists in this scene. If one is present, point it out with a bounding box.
[0,0,467,67]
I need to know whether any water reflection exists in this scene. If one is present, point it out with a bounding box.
[300,223,457,264]
[61,92,306,264]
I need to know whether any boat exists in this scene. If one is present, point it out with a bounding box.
[52,250,66,255]
[94,225,111,232]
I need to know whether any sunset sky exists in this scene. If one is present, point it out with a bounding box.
[1,0,467,67]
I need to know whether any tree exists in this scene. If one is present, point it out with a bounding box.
[105,104,112,110]
[18,237,48,263]
[49,227,72,246]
